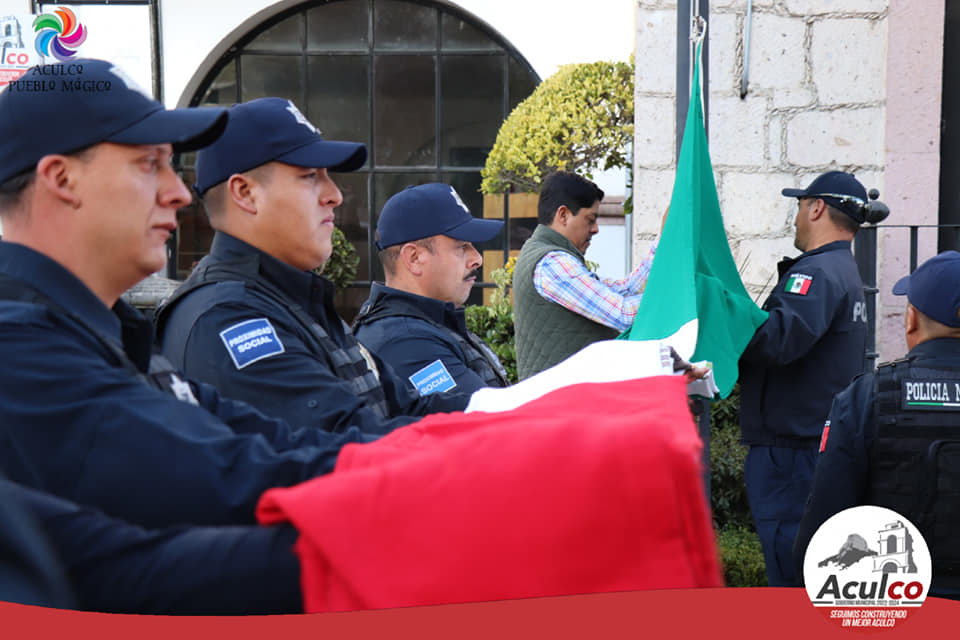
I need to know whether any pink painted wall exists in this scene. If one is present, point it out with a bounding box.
[877,0,945,360]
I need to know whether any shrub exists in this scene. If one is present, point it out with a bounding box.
[709,385,767,586]
[318,227,359,293]
[717,525,767,587]
[481,60,634,197]
[709,386,752,531]
[464,258,517,383]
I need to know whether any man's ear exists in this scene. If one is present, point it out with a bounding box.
[398,242,426,276]
[554,205,572,227]
[35,155,79,208]
[808,198,827,221]
[904,304,918,335]
[226,174,258,214]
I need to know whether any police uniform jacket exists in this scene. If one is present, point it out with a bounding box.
[0,241,369,529]
[156,233,469,435]
[793,338,960,593]
[739,240,867,447]
[353,283,509,395]
[2,475,302,614]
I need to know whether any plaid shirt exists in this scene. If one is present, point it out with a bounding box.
[533,242,657,332]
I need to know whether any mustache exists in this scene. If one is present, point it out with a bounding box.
[464,268,481,282]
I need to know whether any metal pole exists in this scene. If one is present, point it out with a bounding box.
[740,0,753,98]
[676,0,691,161]
[677,0,711,502]
[854,225,879,371]
[676,0,710,158]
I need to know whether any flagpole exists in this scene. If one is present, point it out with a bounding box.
[676,0,710,159]
[676,2,713,503]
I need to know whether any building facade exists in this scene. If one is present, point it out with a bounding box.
[633,0,944,361]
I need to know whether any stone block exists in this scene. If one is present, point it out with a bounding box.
[771,87,816,110]
[631,168,675,234]
[746,14,806,91]
[708,12,739,94]
[767,114,784,166]
[783,0,887,14]
[708,95,767,166]
[634,96,676,166]
[812,18,888,106]
[720,171,799,237]
[712,0,776,8]
[785,107,884,167]
[735,236,798,296]
[635,9,677,94]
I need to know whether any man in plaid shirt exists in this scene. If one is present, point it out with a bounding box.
[513,171,658,379]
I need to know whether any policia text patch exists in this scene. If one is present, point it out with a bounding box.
[902,378,960,410]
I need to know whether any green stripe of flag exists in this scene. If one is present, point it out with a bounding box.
[622,41,768,398]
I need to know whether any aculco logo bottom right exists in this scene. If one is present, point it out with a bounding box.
[803,505,931,630]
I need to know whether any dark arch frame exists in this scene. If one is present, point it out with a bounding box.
[173,0,540,320]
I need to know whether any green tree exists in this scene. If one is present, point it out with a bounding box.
[481,59,634,196]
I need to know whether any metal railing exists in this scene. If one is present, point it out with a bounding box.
[854,223,960,370]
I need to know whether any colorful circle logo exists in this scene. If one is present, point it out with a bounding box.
[33,7,87,62]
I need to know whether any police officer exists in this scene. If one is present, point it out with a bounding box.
[352,183,509,395]
[1,473,302,613]
[0,60,369,529]
[156,99,470,434]
[793,251,960,599]
[739,170,876,586]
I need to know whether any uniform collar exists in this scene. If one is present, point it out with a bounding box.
[0,240,124,339]
[907,337,960,360]
[367,282,466,331]
[800,240,852,258]
[208,231,332,306]
[778,240,852,276]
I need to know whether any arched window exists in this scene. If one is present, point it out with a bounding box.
[886,534,898,554]
[176,0,539,319]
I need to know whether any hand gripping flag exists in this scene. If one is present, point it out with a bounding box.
[623,42,768,398]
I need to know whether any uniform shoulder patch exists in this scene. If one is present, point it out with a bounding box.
[409,359,457,396]
[219,318,285,369]
[784,273,813,295]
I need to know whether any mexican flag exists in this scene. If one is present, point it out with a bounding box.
[258,373,722,612]
[623,42,768,398]
[785,273,812,295]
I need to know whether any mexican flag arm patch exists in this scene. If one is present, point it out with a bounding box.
[785,273,813,295]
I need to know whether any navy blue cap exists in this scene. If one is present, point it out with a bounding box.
[893,251,960,328]
[376,183,504,250]
[781,171,869,223]
[194,97,366,195]
[0,59,227,184]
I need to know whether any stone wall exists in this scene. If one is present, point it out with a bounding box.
[633,0,907,353]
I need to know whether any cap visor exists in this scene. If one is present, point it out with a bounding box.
[446,218,505,243]
[108,107,228,152]
[277,139,367,172]
[892,275,910,296]
[781,188,806,197]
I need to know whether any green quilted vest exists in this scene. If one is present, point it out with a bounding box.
[513,225,618,380]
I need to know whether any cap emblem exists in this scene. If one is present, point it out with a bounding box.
[285,101,319,135]
[108,64,151,100]
[449,186,469,214]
